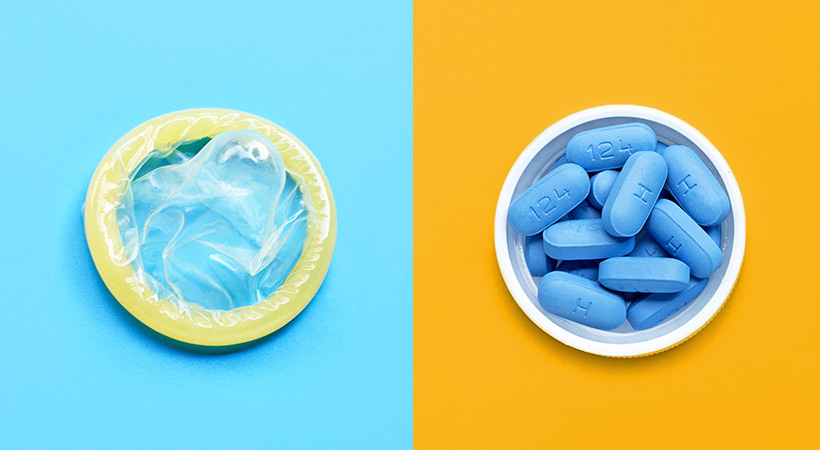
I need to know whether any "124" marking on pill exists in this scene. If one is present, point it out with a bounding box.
[586,140,633,161]
[527,189,572,219]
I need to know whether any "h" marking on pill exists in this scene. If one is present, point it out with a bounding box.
[664,236,682,255]
[633,183,653,203]
[676,174,697,196]
[573,298,592,318]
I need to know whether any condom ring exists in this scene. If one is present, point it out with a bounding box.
[84,108,337,347]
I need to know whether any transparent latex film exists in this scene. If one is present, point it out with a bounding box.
[116,130,312,311]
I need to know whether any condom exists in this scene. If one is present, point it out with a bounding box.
[84,109,337,347]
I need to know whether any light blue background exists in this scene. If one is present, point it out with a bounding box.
[0,1,412,448]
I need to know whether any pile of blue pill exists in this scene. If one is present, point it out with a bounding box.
[508,123,729,331]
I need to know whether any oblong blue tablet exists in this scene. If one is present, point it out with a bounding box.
[628,233,669,258]
[525,235,555,277]
[705,225,721,247]
[588,170,618,209]
[598,257,690,293]
[655,142,668,153]
[627,277,709,330]
[538,271,626,330]
[568,199,601,220]
[508,163,590,235]
[542,219,634,260]
[602,152,668,237]
[553,154,568,169]
[566,123,657,171]
[556,259,599,281]
[647,199,723,278]
[659,145,730,226]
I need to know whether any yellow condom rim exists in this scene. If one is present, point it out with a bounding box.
[84,108,337,347]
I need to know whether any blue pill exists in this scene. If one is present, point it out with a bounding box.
[566,123,657,171]
[659,145,730,226]
[647,199,723,278]
[628,233,669,258]
[508,163,590,236]
[624,233,667,301]
[542,218,634,260]
[598,257,690,293]
[655,142,668,153]
[705,225,721,247]
[556,259,599,281]
[554,154,568,169]
[622,292,641,302]
[602,152,668,237]
[525,235,555,277]
[569,199,601,220]
[627,277,709,330]
[588,170,618,209]
[538,271,626,331]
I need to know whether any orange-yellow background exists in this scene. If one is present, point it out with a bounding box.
[415,1,820,448]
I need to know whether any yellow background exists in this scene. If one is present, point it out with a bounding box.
[415,1,820,448]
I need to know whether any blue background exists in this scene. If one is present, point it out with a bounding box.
[0,1,412,448]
